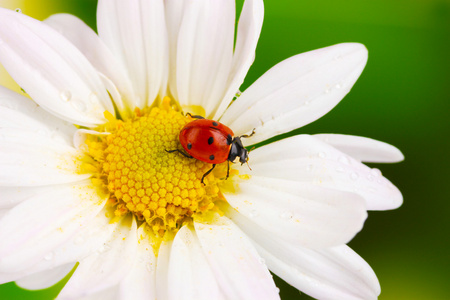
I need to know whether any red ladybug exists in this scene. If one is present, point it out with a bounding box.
[167,114,254,184]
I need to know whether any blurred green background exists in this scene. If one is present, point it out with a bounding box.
[0,0,448,299]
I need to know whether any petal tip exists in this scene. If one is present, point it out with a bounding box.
[392,148,405,163]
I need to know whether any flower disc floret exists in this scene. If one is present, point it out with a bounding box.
[84,99,226,237]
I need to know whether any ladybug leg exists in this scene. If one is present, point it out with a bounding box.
[239,128,256,139]
[226,160,230,179]
[165,149,193,159]
[201,164,216,185]
[185,112,204,119]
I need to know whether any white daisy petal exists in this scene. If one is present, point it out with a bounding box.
[0,185,61,209]
[155,240,172,300]
[168,226,225,300]
[260,243,379,300]
[228,209,380,299]
[220,43,368,144]
[169,0,235,117]
[44,13,135,115]
[194,216,280,300]
[0,86,76,146]
[73,129,110,150]
[0,127,89,186]
[58,218,138,299]
[96,72,129,118]
[242,135,402,210]
[15,263,76,290]
[165,0,188,103]
[75,286,119,300]
[0,192,18,209]
[118,226,156,300]
[97,0,168,108]
[224,177,367,248]
[213,0,264,120]
[315,134,405,163]
[0,209,8,220]
[44,207,119,268]
[0,205,119,284]
[0,180,106,273]
[0,8,113,127]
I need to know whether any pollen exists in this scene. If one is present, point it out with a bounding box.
[84,98,227,238]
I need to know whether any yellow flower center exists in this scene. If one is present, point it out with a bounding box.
[83,98,233,239]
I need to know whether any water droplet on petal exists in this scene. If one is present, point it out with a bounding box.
[367,174,374,181]
[60,90,72,102]
[74,236,84,245]
[371,168,382,177]
[146,263,154,272]
[51,132,67,144]
[72,100,87,112]
[89,92,100,103]
[335,166,345,173]
[15,8,22,13]
[335,83,342,89]
[350,172,359,181]
[44,252,54,261]
[279,211,293,220]
[304,100,310,106]
[338,155,350,165]
[325,88,331,94]
[36,129,47,136]
[249,209,259,218]
[97,244,110,253]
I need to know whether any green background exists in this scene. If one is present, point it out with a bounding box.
[0,0,449,299]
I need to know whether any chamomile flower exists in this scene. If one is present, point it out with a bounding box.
[0,1,403,299]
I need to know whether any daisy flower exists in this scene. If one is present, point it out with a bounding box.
[0,1,403,299]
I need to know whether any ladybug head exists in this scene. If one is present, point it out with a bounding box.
[228,136,249,165]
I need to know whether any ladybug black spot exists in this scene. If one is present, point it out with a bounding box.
[209,155,215,161]
[208,137,214,145]
[187,143,192,150]
[212,121,219,126]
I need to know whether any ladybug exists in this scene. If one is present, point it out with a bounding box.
[167,114,255,184]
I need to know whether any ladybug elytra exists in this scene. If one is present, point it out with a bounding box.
[167,114,254,184]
